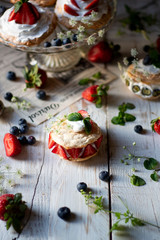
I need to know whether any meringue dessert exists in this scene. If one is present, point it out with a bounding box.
[48,110,103,162]
[0,0,57,46]
[55,0,112,29]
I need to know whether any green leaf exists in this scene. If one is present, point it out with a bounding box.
[118,103,127,112]
[126,103,135,109]
[115,212,121,219]
[14,1,23,13]
[143,158,158,170]
[12,218,22,234]
[92,72,102,79]
[124,113,136,122]
[130,174,146,186]
[95,96,102,108]
[6,217,13,230]
[131,218,145,226]
[111,116,125,125]
[78,78,94,86]
[67,112,83,121]
[150,171,159,182]
[83,118,92,134]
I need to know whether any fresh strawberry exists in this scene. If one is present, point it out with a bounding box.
[82,144,97,158]
[24,64,47,90]
[85,0,99,10]
[70,0,80,9]
[4,133,21,157]
[64,4,79,16]
[151,117,160,134]
[156,35,160,53]
[78,110,89,118]
[88,41,113,63]
[67,148,82,159]
[95,135,103,149]
[8,0,40,25]
[48,133,56,149]
[82,85,98,102]
[0,193,27,233]
[52,144,68,159]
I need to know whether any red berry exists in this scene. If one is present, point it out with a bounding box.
[82,144,97,158]
[82,85,98,102]
[48,132,56,149]
[88,41,113,63]
[95,135,103,149]
[78,110,89,118]
[154,119,160,134]
[0,194,14,220]
[4,133,22,157]
[64,4,79,16]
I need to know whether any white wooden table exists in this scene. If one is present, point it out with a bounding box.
[0,0,160,239]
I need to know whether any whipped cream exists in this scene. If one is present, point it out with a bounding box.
[66,120,85,132]
[0,5,53,43]
[136,59,160,75]
[55,0,108,21]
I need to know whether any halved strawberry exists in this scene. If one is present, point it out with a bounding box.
[71,0,80,9]
[64,4,79,16]
[95,135,103,149]
[67,148,82,159]
[4,133,21,157]
[82,144,97,158]
[52,144,68,159]
[8,1,40,25]
[85,0,99,10]
[78,110,89,118]
[48,133,56,149]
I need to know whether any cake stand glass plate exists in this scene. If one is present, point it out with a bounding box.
[0,0,116,72]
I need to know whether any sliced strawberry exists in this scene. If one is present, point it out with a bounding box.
[71,0,80,9]
[78,110,89,118]
[67,148,82,159]
[64,4,79,16]
[48,133,56,149]
[85,0,99,10]
[57,145,68,159]
[95,135,103,149]
[84,7,98,16]
[4,133,21,157]
[82,85,98,102]
[82,144,97,158]
[52,143,59,153]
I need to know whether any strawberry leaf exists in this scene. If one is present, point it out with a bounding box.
[95,96,102,108]
[14,1,23,13]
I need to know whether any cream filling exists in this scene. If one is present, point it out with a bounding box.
[0,5,54,43]
[55,0,108,21]
[66,120,85,132]
[136,59,160,75]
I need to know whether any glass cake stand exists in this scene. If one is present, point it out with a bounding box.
[0,0,116,73]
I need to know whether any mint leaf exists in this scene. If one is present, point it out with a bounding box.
[130,175,146,186]
[79,78,94,86]
[83,118,92,134]
[95,96,102,108]
[150,171,159,182]
[126,103,135,109]
[92,72,102,79]
[118,103,127,112]
[67,112,83,121]
[124,113,136,122]
[143,158,158,170]
[111,116,125,125]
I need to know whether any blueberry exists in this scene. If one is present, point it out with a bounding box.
[19,124,28,134]
[18,118,27,126]
[44,41,51,48]
[72,34,78,42]
[36,90,46,100]
[6,71,16,81]
[18,136,28,145]
[127,56,135,65]
[57,207,71,220]
[0,6,6,15]
[143,45,150,53]
[27,136,36,145]
[4,92,13,101]
[77,182,87,192]
[51,38,62,46]
[62,38,71,48]
[134,125,143,134]
[143,55,152,65]
[10,126,19,136]
[99,171,110,182]
[114,44,120,52]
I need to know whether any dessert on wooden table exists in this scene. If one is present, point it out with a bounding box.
[10,0,56,7]
[0,0,57,46]
[122,57,160,99]
[48,110,103,161]
[55,0,112,29]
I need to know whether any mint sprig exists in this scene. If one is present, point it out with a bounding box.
[79,72,102,86]
[111,102,136,126]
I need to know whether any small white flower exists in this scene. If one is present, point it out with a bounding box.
[91,10,98,20]
[131,48,138,57]
[118,62,122,71]
[77,33,85,42]
[123,57,129,66]
[16,169,25,178]
[123,146,126,149]
[132,59,138,67]
[47,114,53,120]
[57,32,65,40]
[78,25,85,33]
[132,141,136,146]
[98,29,105,38]
[5,164,11,171]
[69,19,77,27]
[66,31,73,38]
[137,158,141,162]
[87,36,96,45]
[81,17,90,24]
